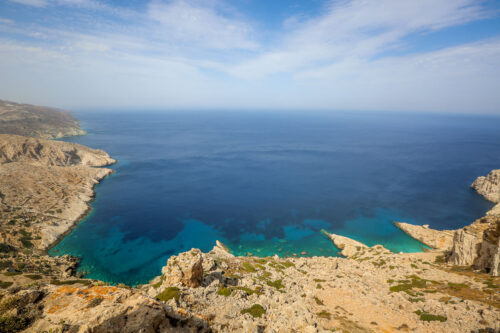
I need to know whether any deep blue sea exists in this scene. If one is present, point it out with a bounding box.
[49,111,500,285]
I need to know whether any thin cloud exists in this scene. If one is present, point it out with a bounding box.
[10,0,47,7]
[228,0,489,78]
[0,0,499,113]
[147,0,258,50]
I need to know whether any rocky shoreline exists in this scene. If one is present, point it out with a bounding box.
[394,169,500,277]
[0,101,499,332]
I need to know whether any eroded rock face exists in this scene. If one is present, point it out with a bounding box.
[447,215,500,275]
[449,229,482,266]
[446,169,500,275]
[471,169,500,204]
[161,248,204,287]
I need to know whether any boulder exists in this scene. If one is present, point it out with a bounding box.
[161,248,204,287]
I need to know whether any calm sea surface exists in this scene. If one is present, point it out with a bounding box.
[49,111,500,285]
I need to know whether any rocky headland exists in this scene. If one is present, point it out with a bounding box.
[0,100,86,139]
[0,100,499,332]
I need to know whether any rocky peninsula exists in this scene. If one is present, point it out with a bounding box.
[0,100,86,139]
[0,100,499,332]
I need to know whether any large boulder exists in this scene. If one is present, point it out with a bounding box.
[161,248,204,287]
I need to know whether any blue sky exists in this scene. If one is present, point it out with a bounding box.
[0,0,499,113]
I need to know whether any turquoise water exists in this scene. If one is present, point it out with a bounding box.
[49,111,500,285]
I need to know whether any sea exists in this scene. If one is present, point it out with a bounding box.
[48,110,500,285]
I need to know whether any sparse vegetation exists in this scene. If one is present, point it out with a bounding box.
[414,310,447,322]
[50,279,91,286]
[217,287,232,297]
[0,281,13,289]
[241,262,257,273]
[87,297,104,308]
[240,304,266,318]
[317,310,331,319]
[156,287,180,302]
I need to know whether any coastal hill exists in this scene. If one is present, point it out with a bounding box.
[0,99,86,139]
[0,100,499,332]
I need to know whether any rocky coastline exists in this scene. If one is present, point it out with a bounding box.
[0,100,499,332]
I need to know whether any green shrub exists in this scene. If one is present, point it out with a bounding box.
[25,274,42,280]
[0,315,30,333]
[0,281,13,289]
[217,287,232,297]
[414,310,447,322]
[240,304,266,318]
[317,310,331,319]
[50,279,91,286]
[241,262,257,273]
[87,297,104,308]
[266,279,284,290]
[314,296,324,305]
[157,287,180,302]
[0,244,14,254]
[20,238,33,249]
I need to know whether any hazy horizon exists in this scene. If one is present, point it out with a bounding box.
[1,0,500,114]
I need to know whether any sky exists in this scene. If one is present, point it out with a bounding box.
[0,0,499,113]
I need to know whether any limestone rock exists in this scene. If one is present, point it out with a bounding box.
[471,169,500,204]
[449,229,481,266]
[0,134,115,167]
[448,214,500,275]
[161,248,204,287]
[321,229,367,257]
[394,222,455,250]
[30,285,210,333]
[492,238,500,276]
[209,240,234,259]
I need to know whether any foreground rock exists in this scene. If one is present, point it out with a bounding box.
[139,242,499,333]
[0,99,86,139]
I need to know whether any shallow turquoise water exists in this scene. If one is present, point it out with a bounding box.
[49,111,500,285]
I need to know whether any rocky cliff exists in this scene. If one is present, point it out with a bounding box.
[0,100,498,332]
[0,99,86,139]
[395,170,500,277]
[449,169,500,275]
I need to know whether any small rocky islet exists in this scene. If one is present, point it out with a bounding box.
[0,100,499,332]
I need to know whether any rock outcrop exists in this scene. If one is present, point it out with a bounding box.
[446,170,500,275]
[160,248,204,288]
[139,244,499,333]
[0,134,115,167]
[448,215,500,275]
[471,169,500,204]
[394,222,455,250]
[393,170,500,277]
[321,229,368,257]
